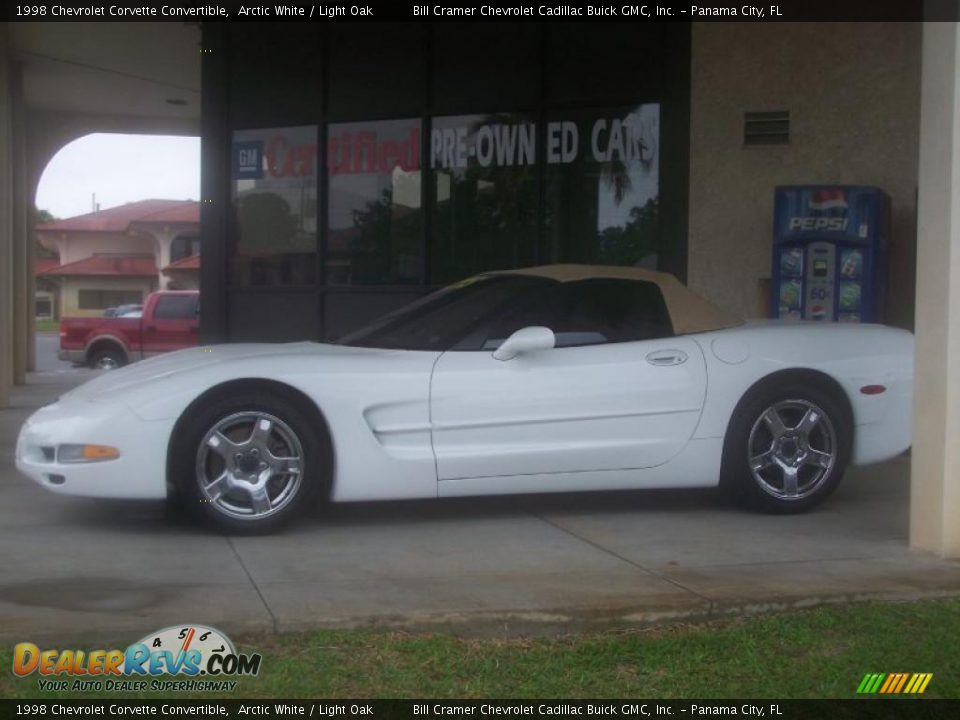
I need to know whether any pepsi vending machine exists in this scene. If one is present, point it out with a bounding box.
[771,185,889,323]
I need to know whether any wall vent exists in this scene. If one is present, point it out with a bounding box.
[744,110,790,146]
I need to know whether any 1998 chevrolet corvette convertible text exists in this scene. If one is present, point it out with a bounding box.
[16,266,914,532]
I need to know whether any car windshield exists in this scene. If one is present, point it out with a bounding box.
[337,275,556,351]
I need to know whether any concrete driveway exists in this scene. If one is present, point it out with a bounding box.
[3,368,960,646]
[34,332,76,373]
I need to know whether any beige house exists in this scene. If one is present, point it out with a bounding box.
[35,199,199,317]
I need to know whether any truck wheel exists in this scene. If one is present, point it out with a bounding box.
[89,348,126,370]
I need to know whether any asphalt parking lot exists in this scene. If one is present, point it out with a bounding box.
[3,351,960,645]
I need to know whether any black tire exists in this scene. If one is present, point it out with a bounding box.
[721,378,852,513]
[170,390,326,533]
[89,347,126,370]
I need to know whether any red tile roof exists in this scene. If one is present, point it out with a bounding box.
[35,200,199,233]
[39,254,158,277]
[34,258,61,276]
[163,254,200,272]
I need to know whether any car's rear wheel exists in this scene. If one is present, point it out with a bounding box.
[172,391,324,533]
[722,381,851,513]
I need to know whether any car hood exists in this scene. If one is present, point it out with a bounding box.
[62,342,396,402]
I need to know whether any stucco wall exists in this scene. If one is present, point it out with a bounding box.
[60,276,154,318]
[37,230,154,265]
[688,22,921,328]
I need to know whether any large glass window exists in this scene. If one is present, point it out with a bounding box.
[326,119,424,286]
[544,105,661,269]
[230,126,318,286]
[431,114,538,285]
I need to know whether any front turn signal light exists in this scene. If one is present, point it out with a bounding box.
[57,444,121,463]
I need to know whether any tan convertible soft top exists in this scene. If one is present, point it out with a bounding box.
[488,264,742,336]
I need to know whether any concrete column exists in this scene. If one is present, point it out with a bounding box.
[27,242,36,371]
[157,229,174,290]
[910,21,960,558]
[11,59,29,383]
[0,28,13,407]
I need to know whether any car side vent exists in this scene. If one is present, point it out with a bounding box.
[744,110,790,146]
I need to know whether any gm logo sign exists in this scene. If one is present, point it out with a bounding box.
[233,141,264,180]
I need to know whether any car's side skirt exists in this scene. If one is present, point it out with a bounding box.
[435,437,724,498]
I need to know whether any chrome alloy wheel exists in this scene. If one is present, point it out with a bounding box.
[746,399,837,501]
[95,355,120,370]
[195,412,304,521]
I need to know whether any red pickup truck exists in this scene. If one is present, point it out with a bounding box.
[59,291,200,369]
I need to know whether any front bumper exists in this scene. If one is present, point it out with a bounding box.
[16,399,170,499]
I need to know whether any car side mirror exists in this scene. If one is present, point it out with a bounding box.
[493,326,556,361]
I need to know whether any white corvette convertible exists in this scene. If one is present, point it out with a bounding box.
[17,265,913,532]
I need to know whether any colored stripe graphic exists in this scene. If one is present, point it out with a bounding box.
[903,674,919,694]
[858,672,933,694]
[879,674,896,694]
[893,674,909,693]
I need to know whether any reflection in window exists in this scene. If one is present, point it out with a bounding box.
[326,119,423,286]
[544,105,660,269]
[431,114,538,286]
[230,126,318,286]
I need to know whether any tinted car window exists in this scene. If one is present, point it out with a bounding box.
[339,275,556,351]
[482,278,673,349]
[154,295,199,320]
[553,279,673,345]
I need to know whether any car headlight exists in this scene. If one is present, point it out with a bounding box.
[56,444,121,463]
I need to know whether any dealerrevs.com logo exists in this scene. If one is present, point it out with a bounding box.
[12,624,262,692]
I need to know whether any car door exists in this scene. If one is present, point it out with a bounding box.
[142,294,200,356]
[429,278,708,483]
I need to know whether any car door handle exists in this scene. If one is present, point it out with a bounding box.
[646,349,688,366]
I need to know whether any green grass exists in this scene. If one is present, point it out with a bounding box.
[3,599,958,699]
[35,319,58,333]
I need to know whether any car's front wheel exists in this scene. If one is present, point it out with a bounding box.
[172,391,324,533]
[722,381,852,513]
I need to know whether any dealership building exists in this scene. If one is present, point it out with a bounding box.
[0,19,958,556]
